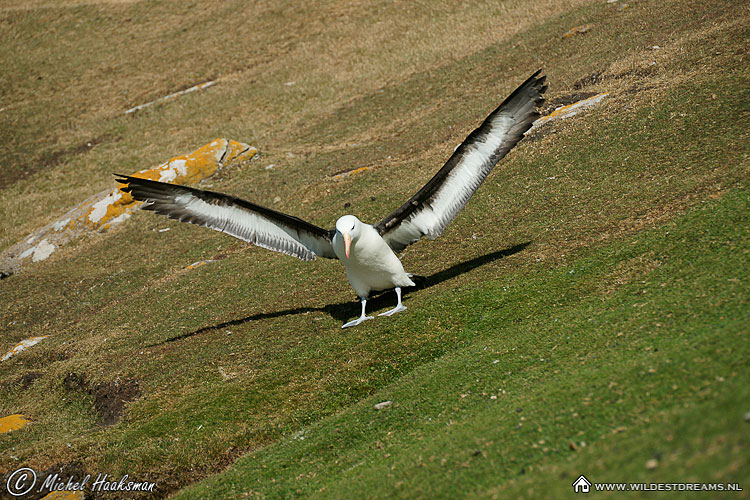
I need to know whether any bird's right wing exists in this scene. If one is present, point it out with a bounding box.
[116,175,337,261]
[374,70,547,252]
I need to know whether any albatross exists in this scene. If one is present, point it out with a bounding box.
[116,70,547,328]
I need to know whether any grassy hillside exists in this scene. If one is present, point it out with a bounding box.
[1,0,747,498]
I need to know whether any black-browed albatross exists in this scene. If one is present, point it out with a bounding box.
[116,70,547,328]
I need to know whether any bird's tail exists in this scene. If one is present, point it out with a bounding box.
[407,274,427,289]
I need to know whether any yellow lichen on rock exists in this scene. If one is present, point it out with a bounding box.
[530,93,609,132]
[185,259,215,270]
[332,166,371,180]
[0,139,257,277]
[83,139,257,230]
[0,414,31,434]
[563,24,592,38]
[41,491,85,500]
[2,336,48,362]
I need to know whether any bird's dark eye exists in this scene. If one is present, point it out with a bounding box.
[351,224,355,231]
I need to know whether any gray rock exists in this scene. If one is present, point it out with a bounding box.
[374,401,393,410]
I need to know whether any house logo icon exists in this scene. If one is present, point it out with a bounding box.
[572,475,592,493]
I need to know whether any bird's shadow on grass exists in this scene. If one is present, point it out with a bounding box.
[149,241,530,346]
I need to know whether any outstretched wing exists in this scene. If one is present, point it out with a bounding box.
[374,70,547,252]
[116,175,337,261]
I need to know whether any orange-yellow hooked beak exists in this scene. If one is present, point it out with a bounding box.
[343,233,352,259]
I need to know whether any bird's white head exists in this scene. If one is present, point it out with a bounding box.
[335,215,361,259]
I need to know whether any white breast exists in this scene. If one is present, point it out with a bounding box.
[333,223,414,297]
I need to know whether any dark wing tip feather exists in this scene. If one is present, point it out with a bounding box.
[374,70,548,245]
[111,173,337,259]
[114,174,333,242]
[114,173,137,187]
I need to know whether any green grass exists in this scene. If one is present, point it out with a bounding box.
[171,184,749,500]
[0,0,748,498]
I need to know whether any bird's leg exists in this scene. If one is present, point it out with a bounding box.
[378,287,407,317]
[342,297,374,329]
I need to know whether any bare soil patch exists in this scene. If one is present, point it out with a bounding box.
[63,373,140,426]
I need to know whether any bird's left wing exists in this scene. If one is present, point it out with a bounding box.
[116,175,337,261]
[374,70,547,252]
